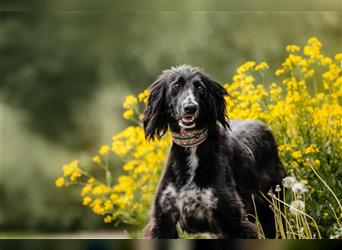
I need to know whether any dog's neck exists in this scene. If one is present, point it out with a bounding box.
[170,128,208,148]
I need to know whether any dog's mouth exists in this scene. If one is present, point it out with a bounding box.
[179,115,196,129]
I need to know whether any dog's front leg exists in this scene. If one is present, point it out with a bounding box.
[214,193,258,239]
[144,188,179,239]
[144,211,178,239]
[144,206,178,239]
[216,217,257,239]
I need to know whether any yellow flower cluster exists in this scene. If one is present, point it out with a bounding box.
[225,37,341,201]
[56,160,81,187]
[255,62,269,71]
[63,160,80,177]
[123,95,138,109]
[122,90,149,121]
[56,37,341,231]
[110,125,171,223]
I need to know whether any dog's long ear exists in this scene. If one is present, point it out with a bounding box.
[202,75,230,130]
[143,77,168,141]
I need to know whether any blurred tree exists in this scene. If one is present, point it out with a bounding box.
[1,10,340,150]
[1,12,99,149]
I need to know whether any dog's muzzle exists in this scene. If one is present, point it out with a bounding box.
[171,128,208,147]
[178,90,199,129]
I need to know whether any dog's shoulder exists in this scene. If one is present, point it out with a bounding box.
[229,119,274,142]
[230,119,270,133]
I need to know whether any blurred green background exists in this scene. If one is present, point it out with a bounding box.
[0,0,341,235]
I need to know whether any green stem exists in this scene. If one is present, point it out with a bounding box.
[329,204,342,229]
[251,194,265,239]
[271,194,321,239]
[283,187,288,234]
[79,168,107,186]
[309,163,342,212]
[105,154,112,187]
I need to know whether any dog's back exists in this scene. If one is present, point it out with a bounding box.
[227,119,287,237]
[229,119,286,189]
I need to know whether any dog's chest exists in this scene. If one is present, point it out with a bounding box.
[160,147,218,223]
[161,183,217,221]
[177,184,217,219]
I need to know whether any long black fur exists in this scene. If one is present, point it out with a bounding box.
[143,65,286,239]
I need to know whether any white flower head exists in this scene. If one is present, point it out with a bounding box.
[292,182,308,195]
[267,188,275,197]
[275,184,282,192]
[329,224,342,239]
[282,176,297,188]
[289,200,305,215]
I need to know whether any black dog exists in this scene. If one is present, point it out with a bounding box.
[143,65,286,239]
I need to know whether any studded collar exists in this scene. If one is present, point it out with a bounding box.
[171,128,208,148]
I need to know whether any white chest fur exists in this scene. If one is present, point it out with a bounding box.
[177,184,217,220]
[160,147,218,220]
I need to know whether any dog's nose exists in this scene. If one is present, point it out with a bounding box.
[184,104,198,115]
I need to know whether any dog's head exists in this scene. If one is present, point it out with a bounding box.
[143,65,229,141]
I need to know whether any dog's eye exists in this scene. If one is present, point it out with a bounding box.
[197,85,205,93]
[172,83,180,90]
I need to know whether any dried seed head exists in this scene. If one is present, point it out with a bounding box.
[275,185,282,192]
[290,200,305,215]
[282,176,297,188]
[292,182,308,195]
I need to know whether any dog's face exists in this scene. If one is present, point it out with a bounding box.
[168,73,204,130]
[143,65,229,140]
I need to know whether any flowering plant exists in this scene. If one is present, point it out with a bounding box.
[56,37,341,238]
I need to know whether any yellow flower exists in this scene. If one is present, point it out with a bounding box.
[70,169,81,181]
[236,61,256,74]
[290,161,299,168]
[55,177,65,188]
[300,179,308,185]
[308,37,322,47]
[92,185,110,195]
[304,144,319,154]
[291,151,302,159]
[92,155,101,164]
[138,90,149,104]
[87,178,95,184]
[62,164,73,176]
[104,200,113,210]
[286,45,300,53]
[61,160,82,181]
[81,185,92,196]
[321,57,332,66]
[99,145,110,156]
[275,69,285,76]
[123,109,134,120]
[123,95,138,109]
[255,62,269,71]
[104,215,113,223]
[83,196,92,206]
[110,193,119,202]
[335,53,342,60]
[323,212,329,219]
[90,199,105,215]
[123,160,138,171]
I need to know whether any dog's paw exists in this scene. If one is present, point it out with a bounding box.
[239,221,258,239]
[142,222,154,239]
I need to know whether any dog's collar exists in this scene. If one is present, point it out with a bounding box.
[171,128,208,147]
